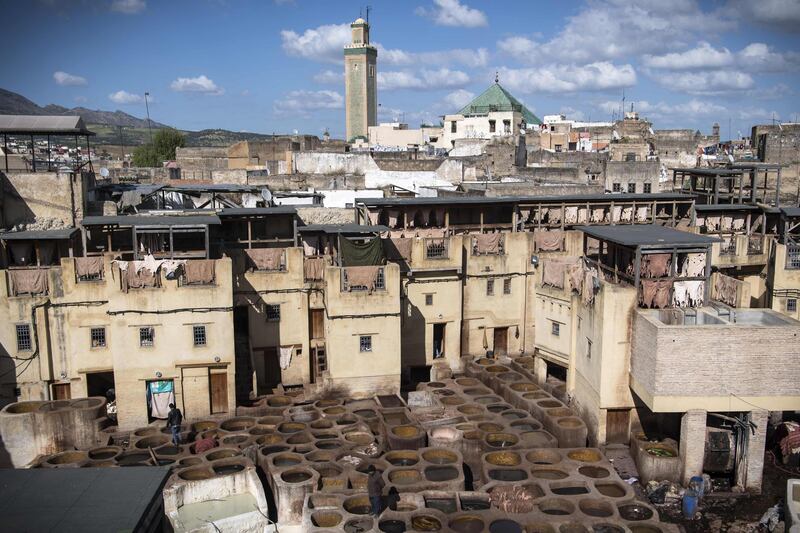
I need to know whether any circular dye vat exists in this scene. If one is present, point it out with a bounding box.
[530,468,569,480]
[578,465,610,479]
[578,499,614,518]
[213,463,245,475]
[558,524,590,533]
[410,515,441,531]
[455,378,479,386]
[594,482,626,497]
[489,519,523,533]
[178,457,203,467]
[628,526,663,533]
[178,467,213,481]
[449,515,485,533]
[566,449,602,462]
[485,433,518,448]
[220,417,256,431]
[551,484,589,496]
[385,451,420,466]
[280,469,312,483]
[538,498,575,516]
[379,519,407,532]
[477,422,503,432]
[421,449,457,465]
[486,451,521,466]
[618,504,654,521]
[525,523,556,533]
[389,469,421,485]
[315,439,342,450]
[278,422,305,434]
[344,495,371,515]
[344,517,374,533]
[488,469,527,482]
[354,409,377,419]
[271,453,302,467]
[88,447,120,460]
[311,511,342,528]
[425,466,459,482]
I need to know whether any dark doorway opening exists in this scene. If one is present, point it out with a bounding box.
[493,327,508,356]
[432,323,445,359]
[254,347,280,395]
[233,306,252,404]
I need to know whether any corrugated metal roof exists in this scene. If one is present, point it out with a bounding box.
[357,192,692,207]
[0,227,78,240]
[162,184,261,193]
[218,207,297,216]
[0,115,94,135]
[298,224,389,234]
[81,215,221,226]
[670,167,745,176]
[576,225,720,247]
[694,204,762,212]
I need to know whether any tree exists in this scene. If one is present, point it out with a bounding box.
[131,128,186,167]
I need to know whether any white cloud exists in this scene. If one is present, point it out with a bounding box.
[108,90,143,104]
[110,0,146,14]
[273,90,343,117]
[279,22,488,67]
[654,70,755,95]
[729,0,800,31]
[737,43,800,73]
[378,68,470,91]
[415,0,488,28]
[443,89,474,110]
[498,1,734,65]
[313,70,343,84]
[498,63,637,94]
[170,75,224,95]
[53,71,87,86]
[280,23,351,63]
[642,42,734,70]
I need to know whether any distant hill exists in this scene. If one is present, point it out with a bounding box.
[0,88,168,129]
[0,88,288,147]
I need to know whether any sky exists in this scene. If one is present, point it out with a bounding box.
[1,0,799,139]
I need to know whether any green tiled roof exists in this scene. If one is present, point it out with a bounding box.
[457,83,541,125]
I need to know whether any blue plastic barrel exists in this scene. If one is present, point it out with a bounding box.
[689,476,705,499]
[682,488,698,519]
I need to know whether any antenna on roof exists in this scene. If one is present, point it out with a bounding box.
[495,71,499,84]
[366,5,371,23]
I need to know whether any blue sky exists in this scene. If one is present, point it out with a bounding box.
[2,0,799,138]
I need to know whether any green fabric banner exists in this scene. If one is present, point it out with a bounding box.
[339,236,386,266]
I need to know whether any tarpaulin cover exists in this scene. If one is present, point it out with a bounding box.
[9,269,48,295]
[184,260,215,284]
[245,248,284,271]
[340,236,385,266]
[303,257,326,280]
[474,233,502,254]
[345,265,381,292]
[75,257,104,278]
[383,238,413,262]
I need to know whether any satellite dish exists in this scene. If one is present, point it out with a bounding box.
[100,167,109,178]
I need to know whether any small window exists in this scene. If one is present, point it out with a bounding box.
[368,64,375,78]
[359,335,372,352]
[586,338,592,359]
[425,294,433,306]
[451,121,457,133]
[486,279,494,296]
[503,278,511,295]
[627,183,636,193]
[788,298,798,312]
[612,183,622,192]
[489,120,496,133]
[90,327,106,348]
[265,304,281,322]
[551,321,560,336]
[193,325,207,346]
[554,144,562,152]
[503,119,511,133]
[16,324,32,351]
[139,327,154,347]
[643,183,652,193]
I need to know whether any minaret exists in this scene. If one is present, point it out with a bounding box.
[344,16,377,142]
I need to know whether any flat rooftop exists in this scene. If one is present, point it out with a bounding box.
[299,223,389,234]
[576,224,720,248]
[0,227,78,241]
[0,466,170,532]
[357,192,691,207]
[81,214,221,227]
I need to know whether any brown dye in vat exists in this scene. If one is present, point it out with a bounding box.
[411,515,442,531]
[531,468,568,480]
[449,516,484,533]
[578,465,610,478]
[595,482,626,497]
[280,470,312,483]
[425,466,459,481]
[344,517,374,532]
[579,499,613,517]
[551,485,589,495]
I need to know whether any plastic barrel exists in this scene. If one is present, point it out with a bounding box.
[682,488,698,519]
[689,475,705,499]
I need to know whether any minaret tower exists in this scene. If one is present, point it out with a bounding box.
[344,16,377,142]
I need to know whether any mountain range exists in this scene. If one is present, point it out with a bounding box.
[0,88,281,146]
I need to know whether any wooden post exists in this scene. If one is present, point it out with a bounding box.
[479,208,484,232]
[81,228,88,258]
[247,220,252,249]
[169,226,174,259]
[204,226,210,259]
[132,226,138,260]
[107,230,112,254]
[776,166,782,208]
[633,246,642,305]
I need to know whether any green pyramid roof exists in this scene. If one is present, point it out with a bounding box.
[457,83,541,125]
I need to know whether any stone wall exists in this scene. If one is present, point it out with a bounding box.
[1,171,90,229]
[604,161,661,193]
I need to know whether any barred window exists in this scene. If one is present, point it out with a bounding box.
[788,298,797,313]
[139,327,154,347]
[503,278,512,295]
[643,183,652,193]
[786,245,800,269]
[627,183,636,193]
[612,183,622,192]
[16,324,31,351]
[486,279,494,296]
[551,321,560,336]
[425,294,433,306]
[193,325,207,346]
[425,239,447,259]
[90,327,106,348]
[265,304,281,322]
[359,335,372,352]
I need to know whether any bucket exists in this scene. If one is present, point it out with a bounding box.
[682,488,698,519]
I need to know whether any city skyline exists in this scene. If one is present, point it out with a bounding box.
[2,0,799,137]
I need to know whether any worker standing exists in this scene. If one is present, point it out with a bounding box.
[167,403,183,445]
[367,465,385,516]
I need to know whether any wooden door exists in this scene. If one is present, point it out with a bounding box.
[606,409,630,444]
[52,383,71,400]
[310,309,325,340]
[209,372,228,414]
[493,327,508,356]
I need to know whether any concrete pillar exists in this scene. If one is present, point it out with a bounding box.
[533,355,547,386]
[679,409,707,485]
[743,409,769,494]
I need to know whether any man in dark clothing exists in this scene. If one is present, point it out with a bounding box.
[167,403,183,445]
[367,465,385,516]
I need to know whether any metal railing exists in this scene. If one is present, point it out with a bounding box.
[425,238,448,259]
